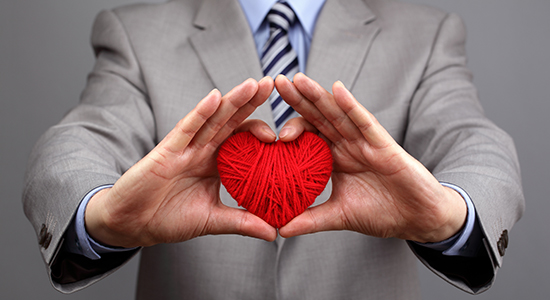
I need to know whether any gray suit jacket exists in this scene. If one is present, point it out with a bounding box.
[23,0,524,299]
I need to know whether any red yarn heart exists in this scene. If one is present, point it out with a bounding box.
[217,131,333,228]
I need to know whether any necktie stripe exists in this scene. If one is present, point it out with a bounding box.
[261,2,299,131]
[271,95,284,109]
[279,57,298,75]
[275,107,296,128]
[263,44,293,75]
[262,30,286,56]
[262,41,288,66]
[270,3,294,21]
[269,11,292,27]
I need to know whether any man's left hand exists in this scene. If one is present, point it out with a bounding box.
[275,73,466,243]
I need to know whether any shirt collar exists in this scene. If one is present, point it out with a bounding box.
[238,0,326,38]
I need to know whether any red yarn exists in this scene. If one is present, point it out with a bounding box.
[217,131,333,228]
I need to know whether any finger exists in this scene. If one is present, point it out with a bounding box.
[293,73,365,143]
[211,76,275,145]
[278,117,318,142]
[192,78,260,148]
[161,88,222,153]
[207,205,278,242]
[332,81,394,149]
[278,200,346,238]
[234,119,276,143]
[275,75,343,143]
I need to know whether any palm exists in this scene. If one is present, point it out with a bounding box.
[327,138,423,236]
[111,146,220,244]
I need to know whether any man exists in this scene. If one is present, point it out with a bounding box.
[23,0,524,299]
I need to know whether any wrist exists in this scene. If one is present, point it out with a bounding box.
[415,186,467,243]
[85,188,133,248]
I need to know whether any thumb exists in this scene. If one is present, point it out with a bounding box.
[206,205,278,242]
[278,199,346,238]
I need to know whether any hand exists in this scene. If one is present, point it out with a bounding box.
[85,77,278,248]
[276,73,467,243]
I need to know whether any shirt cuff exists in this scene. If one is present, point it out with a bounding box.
[415,182,477,256]
[65,184,137,260]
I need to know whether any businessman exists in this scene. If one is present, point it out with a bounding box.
[23,0,524,299]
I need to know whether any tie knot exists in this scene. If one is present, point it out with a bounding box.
[267,2,296,32]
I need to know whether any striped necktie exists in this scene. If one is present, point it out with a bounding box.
[261,1,299,131]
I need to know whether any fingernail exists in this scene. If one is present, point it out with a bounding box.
[334,81,351,95]
[263,126,276,139]
[279,127,293,139]
[340,81,353,94]
[276,74,287,81]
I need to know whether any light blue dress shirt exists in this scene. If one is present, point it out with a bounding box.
[67,0,480,260]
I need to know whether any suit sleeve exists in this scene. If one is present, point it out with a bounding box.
[22,9,155,293]
[403,13,524,294]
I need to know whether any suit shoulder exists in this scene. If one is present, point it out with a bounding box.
[90,0,203,47]
[109,0,202,28]
[365,0,450,27]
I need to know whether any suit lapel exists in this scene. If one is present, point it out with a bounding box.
[190,0,275,127]
[306,0,380,92]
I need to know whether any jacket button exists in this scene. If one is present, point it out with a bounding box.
[497,230,509,256]
[42,233,52,249]
[38,224,52,249]
[38,224,47,246]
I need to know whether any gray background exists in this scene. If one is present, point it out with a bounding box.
[1,0,548,298]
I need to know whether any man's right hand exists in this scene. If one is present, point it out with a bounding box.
[84,78,278,248]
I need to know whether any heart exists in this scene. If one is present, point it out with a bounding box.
[217,131,333,228]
